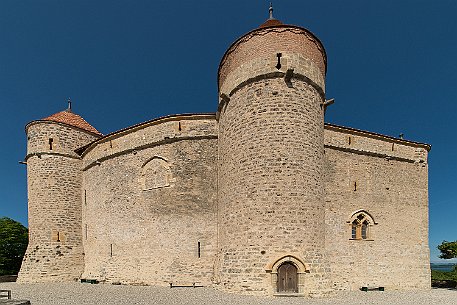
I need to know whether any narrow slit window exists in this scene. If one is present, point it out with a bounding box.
[178,122,182,131]
[49,138,54,150]
[348,136,352,145]
[84,190,87,205]
[52,230,62,242]
[197,241,201,258]
[276,53,282,69]
[85,224,88,240]
[391,143,395,151]
[110,140,113,148]
[110,244,113,257]
[354,181,357,191]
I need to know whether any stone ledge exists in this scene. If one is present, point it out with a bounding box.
[0,300,31,305]
[273,293,306,297]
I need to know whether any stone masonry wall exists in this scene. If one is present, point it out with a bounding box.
[324,124,428,163]
[81,116,218,286]
[323,126,430,290]
[18,122,99,282]
[81,115,216,168]
[217,77,331,296]
[217,26,330,296]
[26,121,98,158]
[219,26,326,95]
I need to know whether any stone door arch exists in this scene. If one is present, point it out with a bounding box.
[265,254,308,295]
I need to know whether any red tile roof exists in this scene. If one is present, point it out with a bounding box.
[42,110,102,136]
[259,18,283,28]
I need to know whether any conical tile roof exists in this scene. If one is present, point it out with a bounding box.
[42,109,102,136]
[259,18,283,28]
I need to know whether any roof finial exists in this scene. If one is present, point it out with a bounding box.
[67,97,72,112]
[269,2,274,20]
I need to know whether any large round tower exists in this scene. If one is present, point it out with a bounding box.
[216,9,330,296]
[18,106,102,282]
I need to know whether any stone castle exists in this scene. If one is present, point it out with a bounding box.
[18,9,431,297]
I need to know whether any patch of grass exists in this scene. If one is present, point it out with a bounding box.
[432,266,457,281]
[431,267,457,288]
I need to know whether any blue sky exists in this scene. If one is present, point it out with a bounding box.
[0,0,455,263]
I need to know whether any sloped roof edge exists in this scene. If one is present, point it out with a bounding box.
[324,123,431,151]
[75,113,217,156]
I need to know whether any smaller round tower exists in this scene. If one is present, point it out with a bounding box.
[18,105,102,282]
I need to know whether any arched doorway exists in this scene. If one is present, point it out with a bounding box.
[277,262,298,293]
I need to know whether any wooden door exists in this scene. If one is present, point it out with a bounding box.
[277,262,298,293]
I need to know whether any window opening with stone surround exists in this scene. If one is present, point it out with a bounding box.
[141,156,171,190]
[49,138,53,150]
[51,230,63,242]
[348,211,376,240]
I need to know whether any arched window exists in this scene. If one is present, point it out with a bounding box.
[351,220,358,239]
[141,156,171,190]
[348,210,376,240]
[361,220,369,239]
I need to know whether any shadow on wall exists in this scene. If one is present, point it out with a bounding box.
[0,275,18,282]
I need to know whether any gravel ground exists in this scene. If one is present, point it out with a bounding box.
[0,282,456,305]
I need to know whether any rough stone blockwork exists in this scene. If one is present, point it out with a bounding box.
[324,128,430,290]
[216,25,332,296]
[81,117,218,286]
[19,123,100,282]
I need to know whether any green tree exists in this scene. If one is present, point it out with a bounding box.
[0,217,28,275]
[438,240,457,259]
